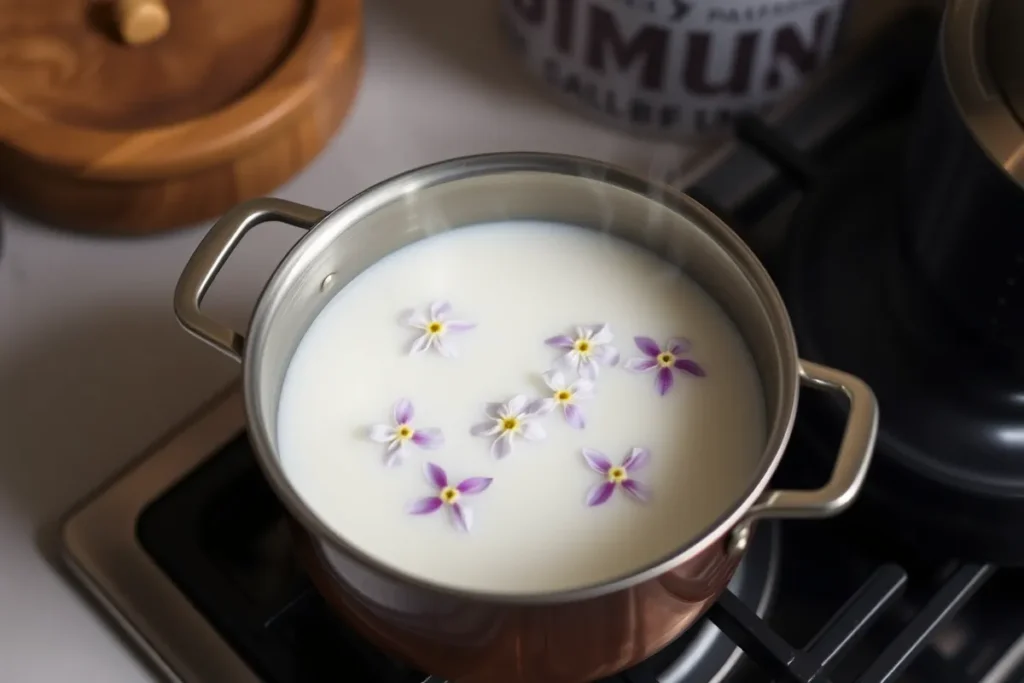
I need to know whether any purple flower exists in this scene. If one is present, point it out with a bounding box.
[401,301,475,357]
[407,463,493,532]
[544,324,620,380]
[470,394,553,459]
[368,399,444,467]
[582,447,652,506]
[624,336,706,396]
[542,369,593,430]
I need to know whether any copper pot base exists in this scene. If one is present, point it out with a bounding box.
[293,526,739,683]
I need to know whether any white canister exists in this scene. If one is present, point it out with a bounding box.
[501,0,849,139]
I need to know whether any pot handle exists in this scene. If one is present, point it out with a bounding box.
[174,198,328,362]
[728,360,879,554]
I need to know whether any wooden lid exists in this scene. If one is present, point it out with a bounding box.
[0,0,361,180]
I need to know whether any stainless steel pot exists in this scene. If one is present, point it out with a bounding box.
[174,153,878,683]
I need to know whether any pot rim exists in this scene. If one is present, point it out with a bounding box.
[941,0,1024,188]
[243,152,801,605]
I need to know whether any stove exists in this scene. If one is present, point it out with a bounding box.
[59,9,1024,683]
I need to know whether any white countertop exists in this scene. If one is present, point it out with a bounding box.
[0,1,692,680]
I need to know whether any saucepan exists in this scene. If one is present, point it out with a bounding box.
[174,153,878,683]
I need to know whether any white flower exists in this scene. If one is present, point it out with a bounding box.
[401,301,475,357]
[544,323,619,380]
[542,370,593,430]
[470,394,554,459]
[368,398,443,467]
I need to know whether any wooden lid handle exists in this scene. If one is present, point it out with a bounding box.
[116,0,170,46]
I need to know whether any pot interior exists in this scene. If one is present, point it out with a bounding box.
[243,155,799,594]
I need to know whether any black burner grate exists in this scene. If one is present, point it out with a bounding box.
[710,564,992,683]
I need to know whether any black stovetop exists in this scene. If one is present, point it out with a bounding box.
[132,10,1024,683]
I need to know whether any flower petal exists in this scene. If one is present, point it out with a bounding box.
[595,345,620,366]
[582,448,612,474]
[622,447,651,471]
[408,497,443,514]
[470,420,501,437]
[393,398,414,425]
[387,438,404,453]
[622,479,652,503]
[564,403,586,430]
[451,503,473,532]
[656,367,674,396]
[430,301,452,319]
[456,477,493,495]
[385,448,405,468]
[411,428,444,449]
[545,335,575,349]
[570,379,594,398]
[505,395,528,417]
[558,351,580,372]
[587,324,613,344]
[400,309,429,328]
[484,402,504,419]
[579,358,599,381]
[586,482,616,507]
[424,462,448,488]
[525,398,556,417]
[624,357,658,373]
[634,336,662,358]
[542,369,566,391]
[445,320,476,332]
[491,432,514,459]
[520,422,546,441]
[674,359,706,377]
[368,424,395,443]
[667,337,692,355]
[434,335,457,358]
[409,333,432,355]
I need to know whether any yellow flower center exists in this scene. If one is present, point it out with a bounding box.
[657,352,675,368]
[440,487,460,504]
[501,416,519,432]
[427,321,444,335]
[607,466,628,483]
[574,339,591,354]
[397,425,413,440]
[555,389,572,403]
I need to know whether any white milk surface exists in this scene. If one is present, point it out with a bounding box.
[277,220,766,595]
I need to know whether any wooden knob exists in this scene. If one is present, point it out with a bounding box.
[116,0,170,46]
